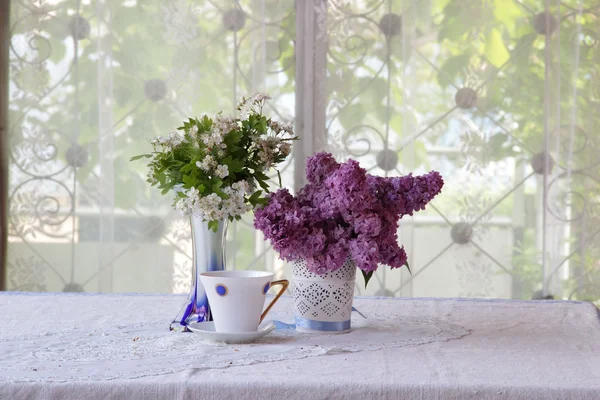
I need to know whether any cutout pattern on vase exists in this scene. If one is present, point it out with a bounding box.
[292,257,356,331]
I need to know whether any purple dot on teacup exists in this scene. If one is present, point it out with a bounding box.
[215,284,228,297]
[263,282,270,295]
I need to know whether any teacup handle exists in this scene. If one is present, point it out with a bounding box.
[260,279,289,324]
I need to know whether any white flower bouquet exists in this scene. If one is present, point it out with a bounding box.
[132,93,296,231]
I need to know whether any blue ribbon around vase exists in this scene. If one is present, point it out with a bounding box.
[273,307,365,330]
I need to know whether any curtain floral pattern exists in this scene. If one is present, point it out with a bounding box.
[6,0,600,302]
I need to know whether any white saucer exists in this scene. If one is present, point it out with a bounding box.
[187,321,276,344]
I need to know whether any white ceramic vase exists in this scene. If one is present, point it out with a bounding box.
[292,257,356,333]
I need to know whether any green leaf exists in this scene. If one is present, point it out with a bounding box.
[49,41,67,64]
[277,170,282,188]
[485,28,510,69]
[212,179,227,198]
[512,33,537,67]
[224,130,243,148]
[438,53,471,87]
[404,260,412,275]
[438,13,471,42]
[177,121,190,132]
[363,77,388,107]
[361,270,374,288]
[256,178,270,192]
[254,171,270,181]
[489,133,508,149]
[248,190,264,207]
[208,220,219,232]
[182,174,199,188]
[222,157,244,173]
[129,154,152,161]
[493,1,524,35]
[199,115,213,131]
[253,116,268,134]
[433,0,451,12]
[338,103,365,130]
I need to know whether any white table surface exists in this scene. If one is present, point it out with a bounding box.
[1,292,600,400]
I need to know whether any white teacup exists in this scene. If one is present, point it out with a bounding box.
[199,270,289,333]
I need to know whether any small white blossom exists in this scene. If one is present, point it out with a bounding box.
[168,130,184,147]
[237,93,271,118]
[196,155,215,171]
[174,183,251,221]
[189,125,198,135]
[256,137,279,169]
[278,142,292,156]
[175,198,189,215]
[212,114,238,136]
[238,100,253,119]
[252,93,271,102]
[150,130,185,151]
[188,187,200,197]
[236,96,249,111]
[232,180,250,194]
[215,164,229,178]
[268,120,294,135]
[202,128,225,149]
[268,120,281,133]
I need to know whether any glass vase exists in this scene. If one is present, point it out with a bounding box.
[170,217,227,332]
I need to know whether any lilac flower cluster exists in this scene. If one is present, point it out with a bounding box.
[254,152,444,275]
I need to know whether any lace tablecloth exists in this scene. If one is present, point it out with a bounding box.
[1,293,600,400]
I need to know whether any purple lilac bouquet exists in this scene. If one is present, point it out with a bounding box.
[254,152,444,284]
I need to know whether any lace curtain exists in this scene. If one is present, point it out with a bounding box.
[6,0,600,302]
